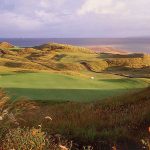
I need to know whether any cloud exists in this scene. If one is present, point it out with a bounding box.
[0,0,68,30]
[1,0,150,37]
[78,0,150,18]
[35,10,61,24]
[0,12,42,30]
[78,0,126,15]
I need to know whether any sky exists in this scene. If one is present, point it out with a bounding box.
[1,0,150,38]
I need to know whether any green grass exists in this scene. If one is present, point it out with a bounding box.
[0,72,149,102]
[8,47,21,51]
[56,52,98,63]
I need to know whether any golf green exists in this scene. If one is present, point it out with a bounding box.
[0,72,149,102]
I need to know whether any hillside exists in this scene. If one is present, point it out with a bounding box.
[0,42,14,49]
[34,42,93,53]
[0,42,149,101]
[85,45,129,54]
[0,42,149,73]
[0,42,150,149]
[0,87,150,149]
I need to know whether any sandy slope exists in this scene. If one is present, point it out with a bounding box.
[85,45,130,54]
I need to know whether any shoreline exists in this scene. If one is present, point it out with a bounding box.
[83,45,132,54]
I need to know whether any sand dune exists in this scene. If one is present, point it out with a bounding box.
[85,45,130,54]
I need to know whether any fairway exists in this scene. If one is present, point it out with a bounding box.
[0,72,149,102]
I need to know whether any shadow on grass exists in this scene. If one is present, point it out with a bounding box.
[0,71,37,76]
[4,88,141,102]
[0,73,15,77]
[100,78,137,83]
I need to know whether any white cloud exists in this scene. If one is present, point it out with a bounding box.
[78,0,150,17]
[0,12,42,30]
[35,10,61,24]
[0,0,68,31]
[1,0,150,37]
[78,0,126,15]
[40,0,50,8]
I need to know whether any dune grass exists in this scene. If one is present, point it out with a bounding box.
[0,42,149,101]
[0,87,149,149]
[0,72,149,101]
[0,42,150,149]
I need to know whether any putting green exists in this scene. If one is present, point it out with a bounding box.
[0,72,149,102]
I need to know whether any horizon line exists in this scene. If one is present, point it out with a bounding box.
[1,36,150,39]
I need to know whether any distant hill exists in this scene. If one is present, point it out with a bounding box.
[0,42,149,77]
[0,42,14,49]
[86,45,129,54]
[0,42,133,54]
[34,42,93,53]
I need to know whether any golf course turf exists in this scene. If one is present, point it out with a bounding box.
[0,72,149,102]
[0,42,150,149]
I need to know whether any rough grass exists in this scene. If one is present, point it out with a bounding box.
[34,42,93,53]
[107,55,150,68]
[81,60,108,72]
[0,42,150,149]
[38,87,150,142]
[0,42,150,79]
[0,87,149,149]
[0,42,14,49]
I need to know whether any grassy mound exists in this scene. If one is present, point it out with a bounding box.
[0,42,149,101]
[107,55,150,68]
[0,42,149,76]
[0,42,14,49]
[34,42,93,53]
[82,60,108,72]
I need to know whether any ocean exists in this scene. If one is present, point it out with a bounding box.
[0,38,150,53]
